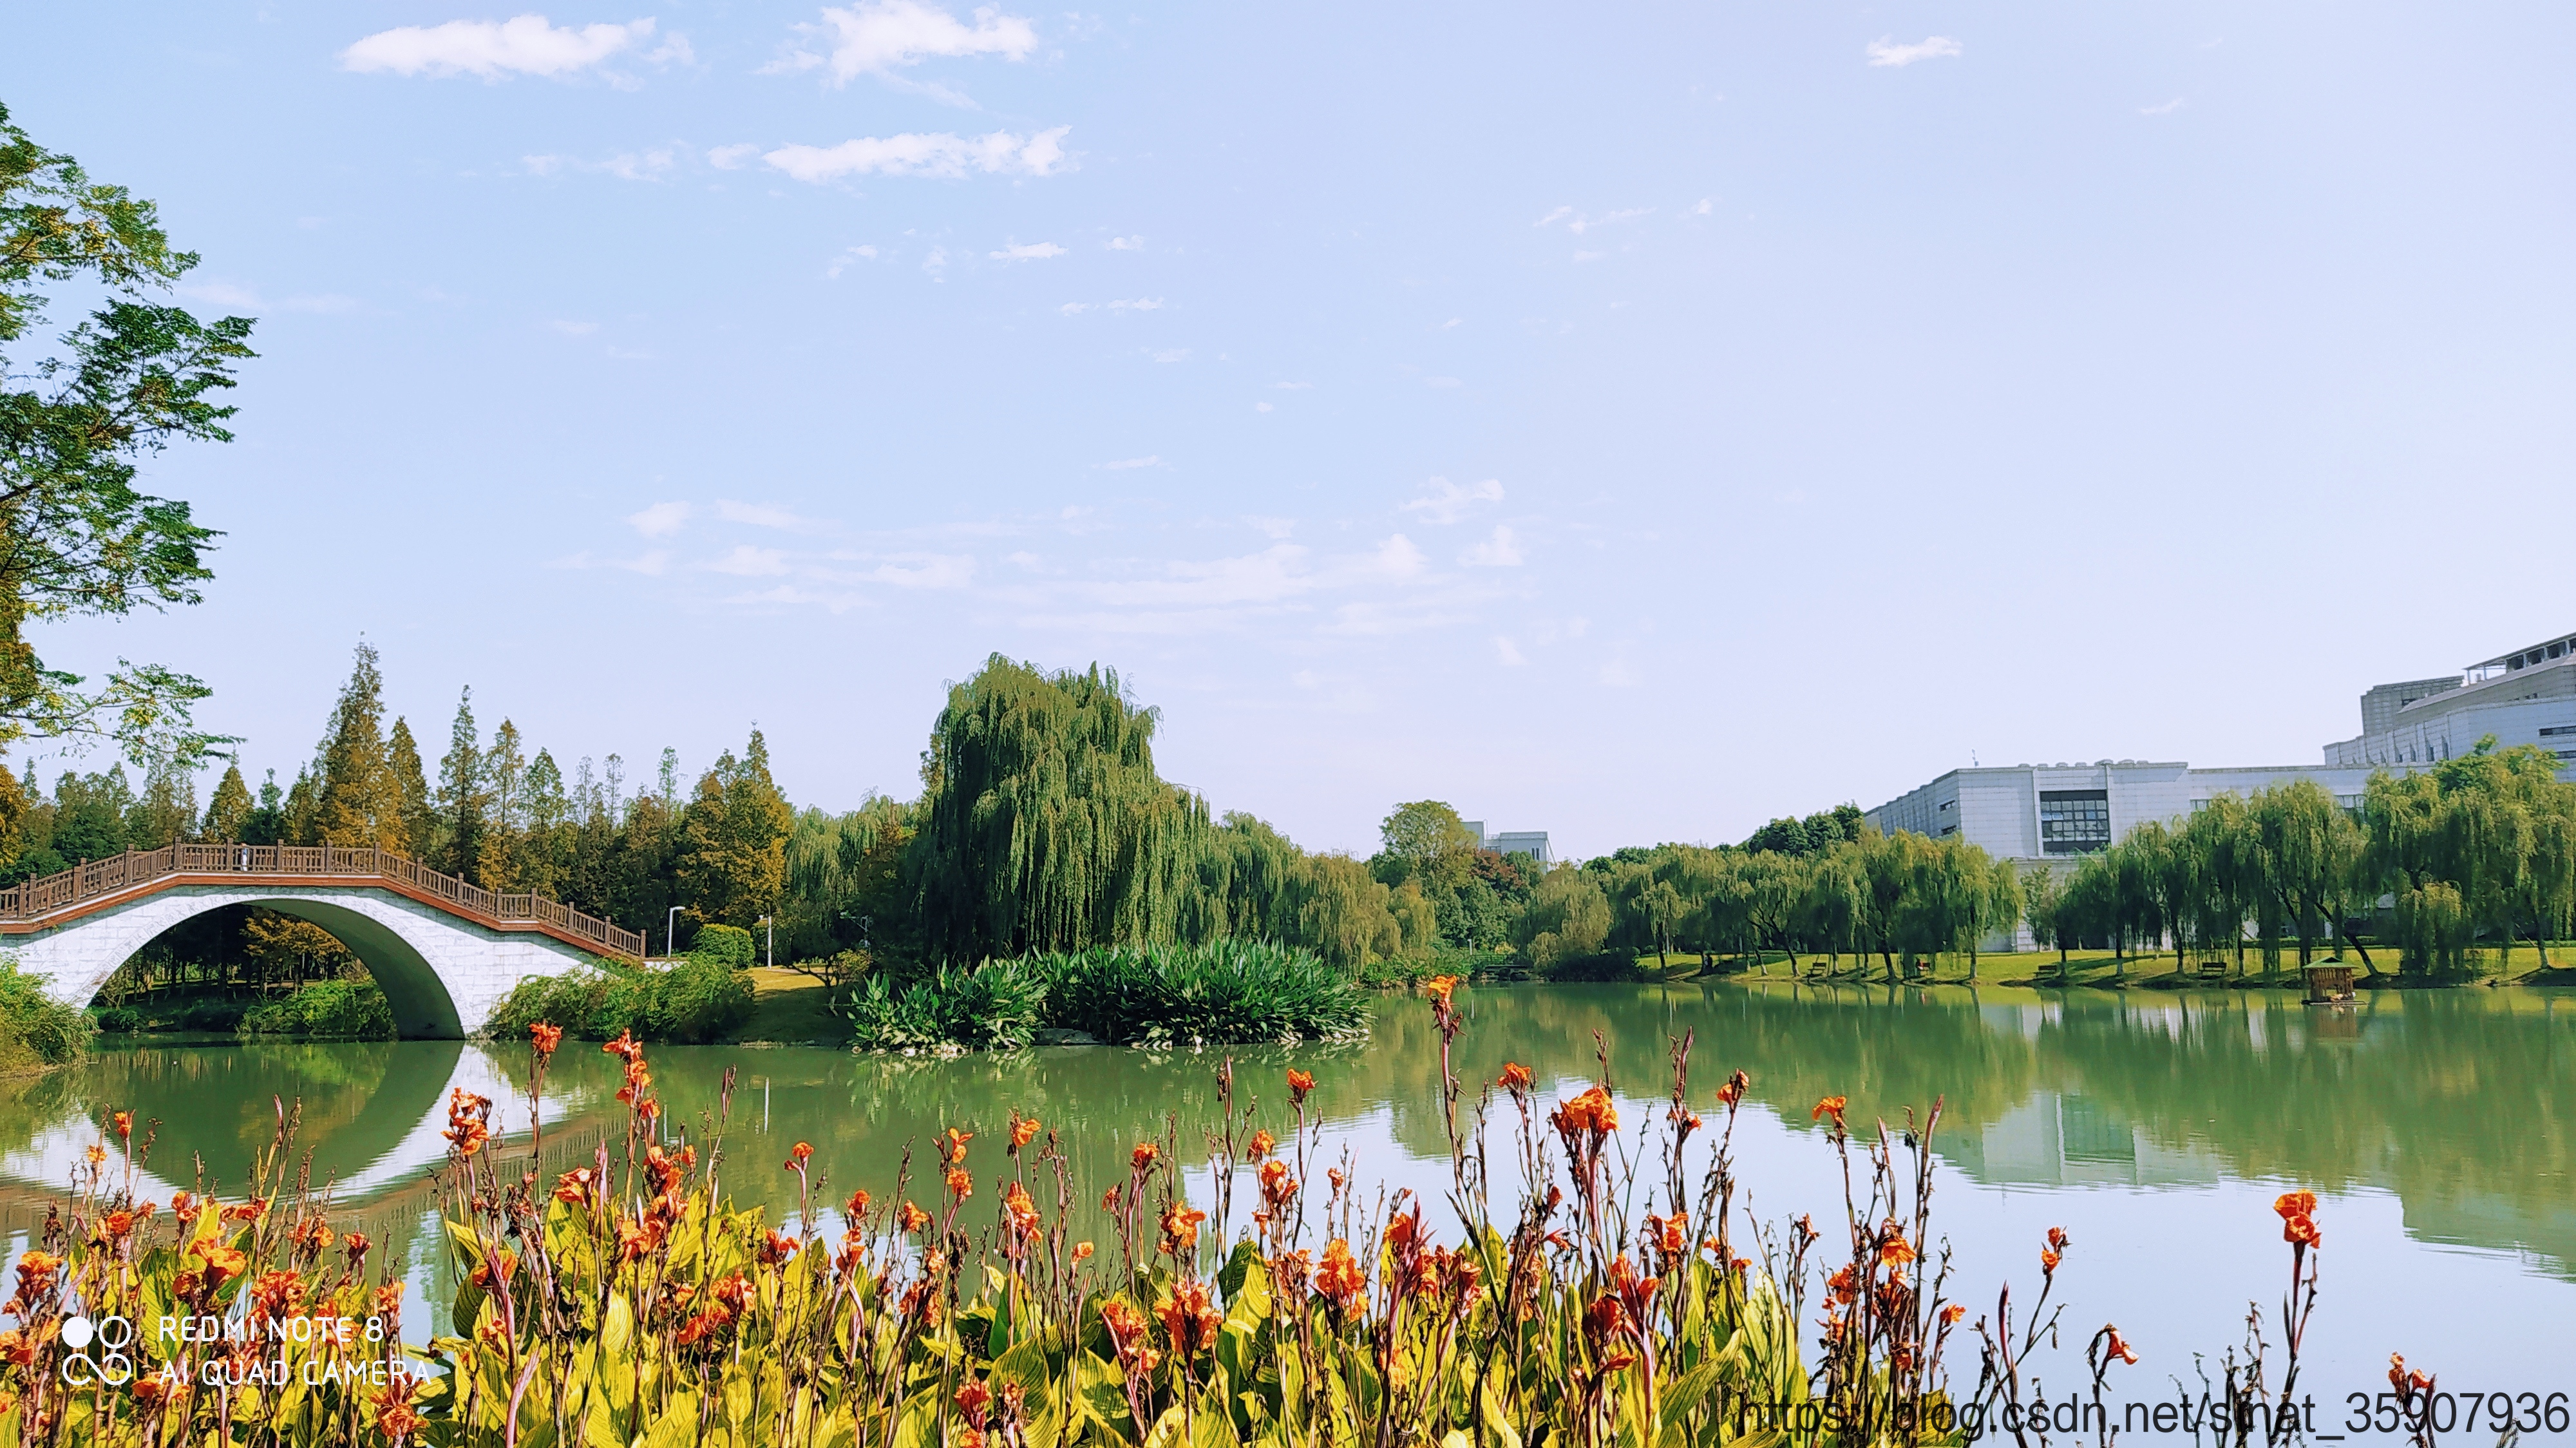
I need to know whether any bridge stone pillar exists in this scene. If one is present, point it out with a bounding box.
[4,884,600,1038]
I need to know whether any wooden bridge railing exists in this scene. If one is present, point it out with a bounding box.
[0,843,647,960]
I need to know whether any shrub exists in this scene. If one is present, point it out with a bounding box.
[689,923,757,970]
[848,941,1367,1052]
[1539,951,1644,983]
[238,980,396,1040]
[1044,940,1366,1046]
[845,958,1048,1053]
[0,958,93,1065]
[170,997,253,1033]
[90,1006,142,1034]
[484,957,755,1045]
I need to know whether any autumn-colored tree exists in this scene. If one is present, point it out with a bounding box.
[202,763,252,842]
[387,716,433,857]
[312,642,402,846]
[677,729,793,931]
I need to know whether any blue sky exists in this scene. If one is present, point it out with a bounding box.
[9,2,2573,857]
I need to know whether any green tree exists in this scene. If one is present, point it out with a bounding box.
[676,729,794,931]
[908,657,1208,960]
[0,103,253,768]
[312,642,400,847]
[386,717,433,857]
[434,689,486,881]
[202,763,252,842]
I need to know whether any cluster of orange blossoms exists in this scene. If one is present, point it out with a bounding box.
[603,1030,656,1118]
[442,1089,493,1157]
[2275,1190,2323,1249]
[1497,1061,1534,1094]
[528,1021,564,1060]
[1549,1083,1618,1139]
[2040,1225,2070,1275]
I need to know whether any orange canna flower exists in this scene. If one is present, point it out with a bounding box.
[1247,1129,1276,1159]
[112,1110,133,1141]
[844,1188,871,1217]
[1812,1095,1848,1127]
[2102,1324,2138,1365]
[2273,1190,2318,1221]
[1286,1069,1316,1103]
[1425,974,1462,1005]
[944,1167,974,1200]
[2283,1213,2322,1249]
[1073,1241,1095,1261]
[529,1022,564,1059]
[1942,1303,1967,1326]
[1010,1116,1040,1150]
[1131,1141,1159,1172]
[1718,1069,1750,1105]
[898,1201,931,1232]
[1159,1203,1209,1255]
[1499,1062,1534,1092]
[1314,1237,1366,1309]
[1550,1083,1619,1138]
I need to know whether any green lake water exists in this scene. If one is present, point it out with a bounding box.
[6,982,2570,1406]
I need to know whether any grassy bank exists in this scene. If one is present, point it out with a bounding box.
[1622,944,2576,988]
[0,960,91,1071]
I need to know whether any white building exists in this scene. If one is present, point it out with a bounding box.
[1865,759,2387,869]
[1463,821,1552,866]
[2325,629,2576,771]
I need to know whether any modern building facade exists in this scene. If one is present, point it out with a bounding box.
[1865,759,2388,868]
[1463,822,1552,866]
[2325,628,2576,771]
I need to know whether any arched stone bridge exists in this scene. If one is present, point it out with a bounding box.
[0,844,645,1038]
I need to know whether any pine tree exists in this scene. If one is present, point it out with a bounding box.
[128,758,198,848]
[242,769,286,845]
[313,642,401,846]
[204,765,253,841]
[482,719,527,889]
[388,718,433,857]
[281,766,321,846]
[435,689,486,882]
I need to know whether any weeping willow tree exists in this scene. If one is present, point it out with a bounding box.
[910,656,1211,962]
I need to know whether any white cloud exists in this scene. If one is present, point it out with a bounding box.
[826,245,880,278]
[861,553,976,588]
[706,545,791,576]
[340,15,663,79]
[1493,636,1526,666]
[1246,516,1294,539]
[1369,535,1427,580]
[1461,526,1522,567]
[523,146,685,182]
[1401,477,1503,524]
[990,241,1065,260]
[1439,317,1461,330]
[708,143,762,169]
[717,500,819,529]
[1535,206,1651,234]
[763,126,1069,181]
[2140,97,2186,116]
[1689,197,1712,216]
[1097,455,1162,470]
[549,319,600,336]
[1107,235,1144,250]
[773,0,1037,82]
[179,281,262,309]
[1865,35,1962,67]
[627,500,692,536]
[1153,348,1190,363]
[1533,205,1572,227]
[1254,402,1273,413]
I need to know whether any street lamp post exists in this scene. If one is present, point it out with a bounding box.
[667,906,683,962]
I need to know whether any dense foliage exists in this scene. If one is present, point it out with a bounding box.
[483,952,755,1046]
[0,104,249,774]
[235,979,393,1040]
[846,941,1370,1053]
[0,957,94,1065]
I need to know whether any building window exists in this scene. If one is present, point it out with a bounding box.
[2559,750,2576,762]
[1940,824,1957,836]
[2542,725,2576,738]
[2039,789,2112,855]
[1938,799,1955,812]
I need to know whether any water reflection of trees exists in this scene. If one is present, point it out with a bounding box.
[1,986,2564,1278]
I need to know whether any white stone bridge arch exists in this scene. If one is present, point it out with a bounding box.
[0,844,645,1038]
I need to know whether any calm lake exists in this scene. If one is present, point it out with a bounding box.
[6,982,2570,1405]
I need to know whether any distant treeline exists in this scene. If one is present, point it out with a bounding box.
[6,646,2567,984]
